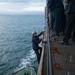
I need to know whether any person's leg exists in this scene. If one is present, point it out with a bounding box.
[38,47,42,58]
[53,10,58,34]
[34,49,40,63]
[51,11,54,29]
[61,14,74,44]
[72,28,75,42]
[72,14,75,42]
[61,13,66,34]
[49,11,54,30]
[53,9,63,36]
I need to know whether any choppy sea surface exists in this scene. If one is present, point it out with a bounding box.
[0,15,45,75]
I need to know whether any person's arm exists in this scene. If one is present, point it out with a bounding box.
[37,32,43,37]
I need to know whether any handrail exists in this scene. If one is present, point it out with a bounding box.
[37,46,45,75]
[46,22,54,75]
[37,6,54,75]
[45,7,54,75]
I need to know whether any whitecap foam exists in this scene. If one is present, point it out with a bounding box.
[14,58,30,72]
[19,58,30,68]
[18,49,36,69]
[29,49,36,59]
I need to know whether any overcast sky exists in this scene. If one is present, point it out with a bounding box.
[0,0,46,15]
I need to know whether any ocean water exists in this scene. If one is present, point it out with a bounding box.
[0,15,45,75]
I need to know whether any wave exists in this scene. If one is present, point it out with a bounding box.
[18,49,36,69]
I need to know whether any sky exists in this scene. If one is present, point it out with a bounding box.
[0,0,46,15]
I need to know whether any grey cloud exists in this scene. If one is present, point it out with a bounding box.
[0,0,45,3]
[0,0,28,2]
[0,0,45,15]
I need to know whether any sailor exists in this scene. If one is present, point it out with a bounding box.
[32,31,44,63]
[47,0,64,36]
[60,0,75,45]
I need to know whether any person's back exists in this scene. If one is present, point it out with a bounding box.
[32,36,41,50]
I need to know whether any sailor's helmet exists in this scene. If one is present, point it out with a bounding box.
[32,31,37,35]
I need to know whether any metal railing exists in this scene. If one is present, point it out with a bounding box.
[45,7,54,75]
[37,6,54,75]
[37,46,45,75]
